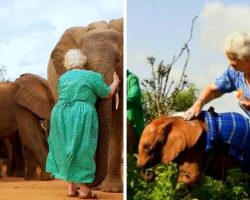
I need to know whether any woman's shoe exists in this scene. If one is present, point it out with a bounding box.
[79,190,98,199]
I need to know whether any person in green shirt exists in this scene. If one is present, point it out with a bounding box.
[127,70,145,152]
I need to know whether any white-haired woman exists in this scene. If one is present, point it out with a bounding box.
[46,49,119,199]
[184,31,250,120]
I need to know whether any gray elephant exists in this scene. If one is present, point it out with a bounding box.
[47,18,123,192]
[0,73,54,180]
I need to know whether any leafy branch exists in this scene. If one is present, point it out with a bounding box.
[141,16,198,119]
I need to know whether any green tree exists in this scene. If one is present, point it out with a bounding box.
[141,16,198,123]
[172,84,199,112]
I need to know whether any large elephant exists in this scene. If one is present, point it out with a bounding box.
[137,111,250,191]
[47,18,123,192]
[0,73,54,180]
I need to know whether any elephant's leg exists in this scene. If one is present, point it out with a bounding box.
[177,162,202,187]
[15,107,52,180]
[6,132,25,177]
[101,91,123,192]
[24,147,38,180]
[36,122,51,180]
[177,149,204,187]
[3,139,12,176]
[25,149,51,180]
[0,140,8,177]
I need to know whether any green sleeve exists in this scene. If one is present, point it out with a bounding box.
[92,73,111,98]
[127,75,142,107]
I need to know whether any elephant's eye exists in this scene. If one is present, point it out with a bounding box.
[116,57,120,63]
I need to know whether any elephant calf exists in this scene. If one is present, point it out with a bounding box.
[137,110,250,189]
[0,73,54,180]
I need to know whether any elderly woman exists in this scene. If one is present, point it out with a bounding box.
[46,49,120,199]
[184,31,250,120]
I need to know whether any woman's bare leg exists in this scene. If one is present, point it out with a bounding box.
[79,183,89,196]
[68,182,77,195]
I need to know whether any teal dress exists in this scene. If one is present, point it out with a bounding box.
[46,69,110,183]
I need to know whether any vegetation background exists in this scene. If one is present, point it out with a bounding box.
[127,17,250,200]
[127,54,250,199]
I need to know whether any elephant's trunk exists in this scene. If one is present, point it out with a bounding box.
[88,98,112,187]
[86,66,114,187]
[140,167,156,182]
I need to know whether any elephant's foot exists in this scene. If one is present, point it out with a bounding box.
[39,172,54,181]
[100,177,123,193]
[25,173,39,180]
[8,169,25,177]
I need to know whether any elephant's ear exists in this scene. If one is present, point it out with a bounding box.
[161,117,203,164]
[86,20,109,32]
[50,27,80,75]
[14,73,54,119]
[109,18,123,34]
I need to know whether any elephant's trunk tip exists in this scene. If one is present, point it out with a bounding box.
[140,168,156,182]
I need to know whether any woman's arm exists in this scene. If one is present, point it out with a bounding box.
[184,83,224,120]
[103,72,120,99]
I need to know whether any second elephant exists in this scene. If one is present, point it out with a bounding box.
[0,73,54,180]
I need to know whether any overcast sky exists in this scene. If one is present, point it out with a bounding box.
[127,0,250,115]
[0,0,123,80]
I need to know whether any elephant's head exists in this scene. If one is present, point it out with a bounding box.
[47,18,123,186]
[137,116,204,184]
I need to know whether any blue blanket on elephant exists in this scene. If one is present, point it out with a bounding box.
[201,111,250,171]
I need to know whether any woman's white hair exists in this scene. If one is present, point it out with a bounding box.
[64,49,87,70]
[224,31,250,60]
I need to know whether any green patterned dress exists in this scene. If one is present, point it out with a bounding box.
[46,69,110,183]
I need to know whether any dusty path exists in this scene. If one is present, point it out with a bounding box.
[0,176,123,200]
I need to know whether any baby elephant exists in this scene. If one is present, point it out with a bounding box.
[0,73,54,180]
[137,111,250,190]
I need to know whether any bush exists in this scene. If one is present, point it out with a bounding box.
[127,154,250,200]
[127,154,178,200]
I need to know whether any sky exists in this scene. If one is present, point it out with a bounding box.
[0,0,123,80]
[1,0,250,115]
[127,0,250,115]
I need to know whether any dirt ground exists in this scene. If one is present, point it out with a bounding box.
[0,175,123,200]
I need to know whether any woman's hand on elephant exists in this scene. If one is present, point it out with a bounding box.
[183,102,203,121]
[113,72,120,86]
[104,72,120,99]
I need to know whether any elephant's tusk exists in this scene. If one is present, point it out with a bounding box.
[115,93,119,110]
[41,122,46,132]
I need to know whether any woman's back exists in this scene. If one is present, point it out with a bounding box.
[58,70,101,105]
